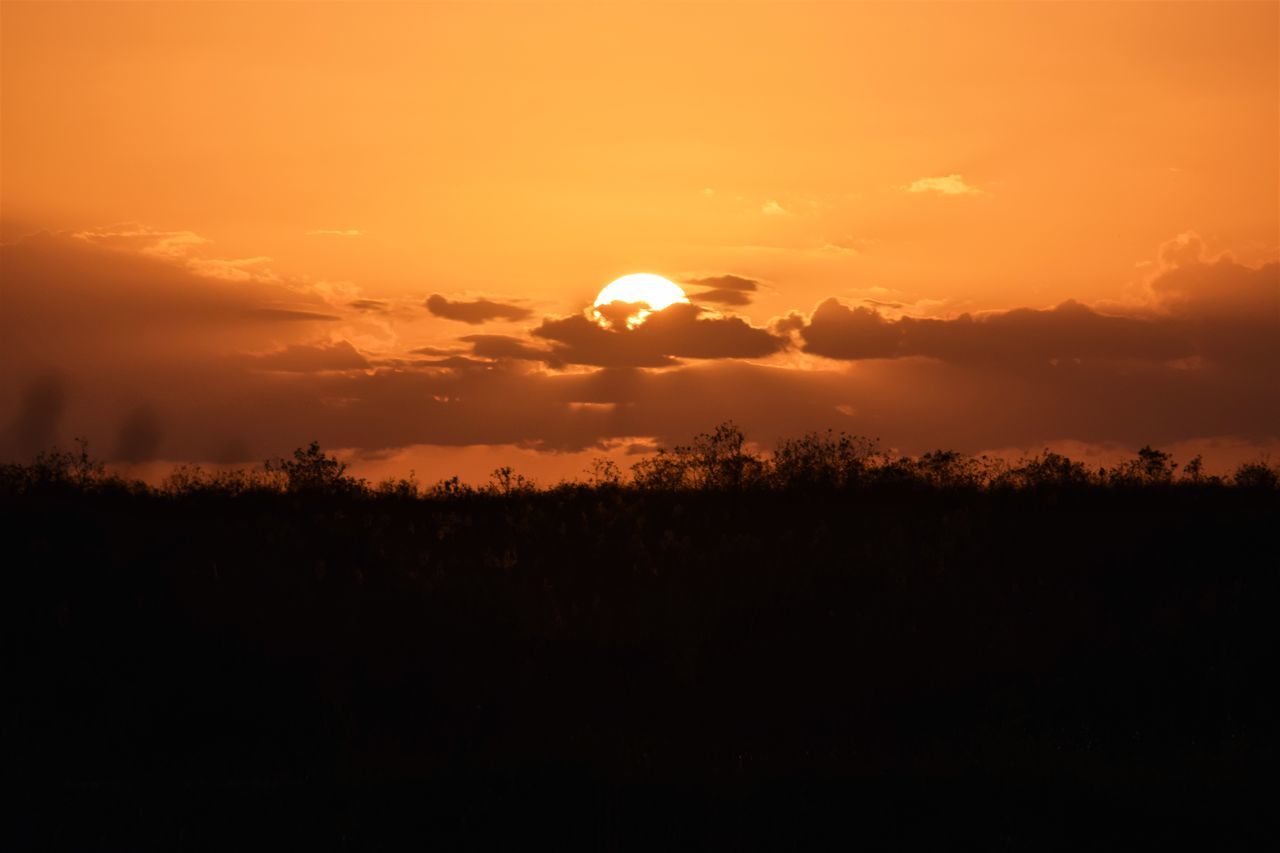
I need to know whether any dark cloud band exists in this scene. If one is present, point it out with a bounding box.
[425,293,531,324]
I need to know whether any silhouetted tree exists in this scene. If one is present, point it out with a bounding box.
[1179,454,1214,485]
[265,441,363,495]
[486,465,533,496]
[1110,445,1177,485]
[585,457,622,488]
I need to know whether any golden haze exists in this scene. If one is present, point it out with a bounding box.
[1,1,1277,482]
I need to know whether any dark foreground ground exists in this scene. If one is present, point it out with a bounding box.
[4,475,1277,848]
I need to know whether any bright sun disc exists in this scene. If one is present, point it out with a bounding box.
[593,273,688,328]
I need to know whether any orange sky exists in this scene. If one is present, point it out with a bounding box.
[2,1,1278,481]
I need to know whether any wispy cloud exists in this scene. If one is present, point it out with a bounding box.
[902,174,980,195]
[73,225,209,259]
[761,200,791,216]
[74,223,284,283]
[187,256,281,283]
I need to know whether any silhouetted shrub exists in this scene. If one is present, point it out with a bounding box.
[162,463,285,496]
[1233,458,1279,489]
[1000,450,1094,489]
[911,449,988,488]
[632,422,765,490]
[629,447,693,490]
[0,438,139,495]
[374,471,421,498]
[771,430,879,489]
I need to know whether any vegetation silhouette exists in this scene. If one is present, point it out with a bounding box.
[3,424,1277,847]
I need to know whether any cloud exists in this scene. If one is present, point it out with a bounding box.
[823,236,872,255]
[779,242,1277,450]
[74,224,209,259]
[1157,231,1206,269]
[683,274,761,307]
[902,174,980,195]
[134,350,1274,461]
[175,360,858,457]
[761,200,791,215]
[0,230,342,456]
[412,356,495,370]
[349,299,390,313]
[74,223,283,282]
[245,308,342,322]
[691,289,754,306]
[408,345,464,357]
[3,228,1275,471]
[797,298,1193,364]
[187,256,281,283]
[458,334,561,364]
[1146,253,1279,367]
[0,233,338,350]
[425,293,532,324]
[306,229,362,237]
[685,274,758,292]
[244,340,370,373]
[528,303,787,368]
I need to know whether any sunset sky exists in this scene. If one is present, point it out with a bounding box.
[3,1,1277,482]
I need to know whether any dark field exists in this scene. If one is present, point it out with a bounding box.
[4,435,1278,849]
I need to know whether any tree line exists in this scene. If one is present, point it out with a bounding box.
[3,423,1275,497]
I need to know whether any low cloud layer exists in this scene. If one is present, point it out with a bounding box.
[2,229,1276,470]
[794,299,1191,363]
[790,247,1277,373]
[1,232,339,362]
[244,341,370,373]
[459,334,559,364]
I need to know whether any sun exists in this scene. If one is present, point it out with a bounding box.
[593,273,689,329]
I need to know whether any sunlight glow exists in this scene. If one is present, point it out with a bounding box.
[593,273,689,329]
